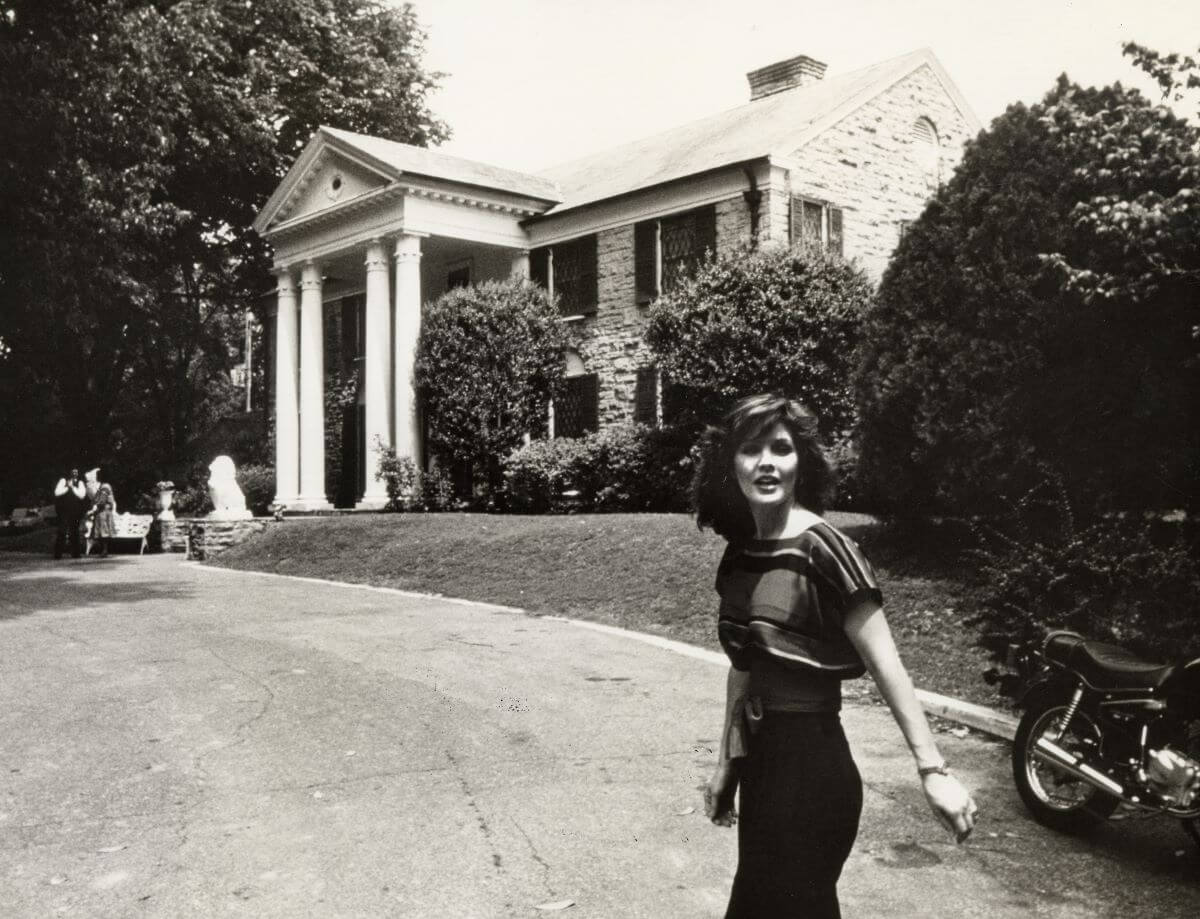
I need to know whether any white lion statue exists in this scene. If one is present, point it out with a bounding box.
[207,455,252,519]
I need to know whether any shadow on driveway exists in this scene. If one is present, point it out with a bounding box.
[0,563,199,621]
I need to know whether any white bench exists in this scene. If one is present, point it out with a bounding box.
[3,507,42,529]
[86,513,153,555]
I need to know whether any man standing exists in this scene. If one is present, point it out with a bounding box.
[53,467,86,559]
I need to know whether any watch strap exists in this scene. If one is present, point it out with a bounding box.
[918,762,951,778]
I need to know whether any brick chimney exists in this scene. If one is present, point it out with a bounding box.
[746,54,828,101]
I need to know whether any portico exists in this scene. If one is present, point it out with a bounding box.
[254,127,558,510]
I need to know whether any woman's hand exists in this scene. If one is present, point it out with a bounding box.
[921,772,979,843]
[704,761,739,827]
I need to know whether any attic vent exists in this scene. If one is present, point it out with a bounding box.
[747,54,827,101]
[911,117,940,183]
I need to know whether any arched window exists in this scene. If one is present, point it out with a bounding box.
[911,117,940,185]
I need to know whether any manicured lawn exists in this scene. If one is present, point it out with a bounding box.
[210,511,1008,710]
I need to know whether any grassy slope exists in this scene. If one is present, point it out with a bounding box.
[211,512,1007,709]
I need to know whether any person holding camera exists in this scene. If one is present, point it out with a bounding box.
[52,467,87,559]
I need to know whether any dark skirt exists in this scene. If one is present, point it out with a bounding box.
[725,711,863,919]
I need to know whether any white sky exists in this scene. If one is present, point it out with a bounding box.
[410,0,1199,173]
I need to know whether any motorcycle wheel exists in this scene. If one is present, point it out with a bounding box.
[1012,692,1120,833]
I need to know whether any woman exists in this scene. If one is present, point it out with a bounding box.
[88,468,116,558]
[697,394,977,918]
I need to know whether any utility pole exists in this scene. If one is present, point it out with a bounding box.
[244,310,254,412]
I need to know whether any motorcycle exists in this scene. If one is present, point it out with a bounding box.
[1011,630,1200,848]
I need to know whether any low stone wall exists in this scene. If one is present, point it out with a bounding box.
[152,519,190,553]
[186,518,273,561]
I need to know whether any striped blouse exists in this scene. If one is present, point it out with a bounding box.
[715,521,881,682]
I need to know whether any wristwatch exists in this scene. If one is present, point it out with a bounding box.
[918,762,951,778]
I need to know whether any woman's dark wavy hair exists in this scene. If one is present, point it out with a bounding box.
[692,393,833,543]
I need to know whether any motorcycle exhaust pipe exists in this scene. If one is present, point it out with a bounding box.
[1033,737,1126,798]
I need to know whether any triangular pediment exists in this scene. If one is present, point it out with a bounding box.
[280,155,390,224]
[254,130,400,235]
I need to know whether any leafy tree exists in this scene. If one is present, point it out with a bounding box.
[855,74,1200,518]
[414,279,569,503]
[645,245,872,436]
[0,0,447,504]
[1044,42,1200,350]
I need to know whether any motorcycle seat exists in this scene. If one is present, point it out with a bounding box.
[1045,632,1175,691]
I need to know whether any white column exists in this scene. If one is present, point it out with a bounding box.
[273,269,300,508]
[296,261,331,510]
[357,239,392,509]
[393,234,423,465]
[510,249,530,279]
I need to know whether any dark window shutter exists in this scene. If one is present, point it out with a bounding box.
[580,373,599,433]
[581,234,598,315]
[660,375,687,426]
[696,204,716,260]
[634,220,658,304]
[634,367,658,426]
[828,207,844,256]
[530,247,549,289]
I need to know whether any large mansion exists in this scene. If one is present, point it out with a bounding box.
[254,49,980,510]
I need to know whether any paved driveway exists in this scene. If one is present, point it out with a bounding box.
[0,553,1195,918]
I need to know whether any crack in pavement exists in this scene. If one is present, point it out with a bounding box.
[510,816,554,897]
[196,648,277,758]
[445,749,505,872]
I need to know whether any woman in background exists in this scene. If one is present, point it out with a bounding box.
[696,394,978,918]
[88,468,116,558]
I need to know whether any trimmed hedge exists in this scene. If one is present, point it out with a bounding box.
[503,423,693,513]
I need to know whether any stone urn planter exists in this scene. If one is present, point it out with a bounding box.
[155,480,176,521]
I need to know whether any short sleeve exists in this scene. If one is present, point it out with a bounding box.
[809,525,883,614]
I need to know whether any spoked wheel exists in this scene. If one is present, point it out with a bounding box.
[1013,693,1120,833]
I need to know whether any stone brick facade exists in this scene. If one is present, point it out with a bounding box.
[786,64,974,279]
[561,63,974,427]
[567,192,769,428]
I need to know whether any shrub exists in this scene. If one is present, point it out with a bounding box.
[237,463,274,516]
[415,464,457,512]
[502,437,590,513]
[967,479,1200,694]
[502,423,694,513]
[375,442,460,512]
[824,430,864,512]
[377,445,418,511]
[856,76,1200,519]
[172,481,212,517]
[646,244,872,436]
[415,278,569,500]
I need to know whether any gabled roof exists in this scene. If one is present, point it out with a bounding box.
[319,127,561,202]
[535,48,980,216]
[254,126,560,235]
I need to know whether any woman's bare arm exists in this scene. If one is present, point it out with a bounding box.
[843,601,978,841]
[705,665,751,826]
